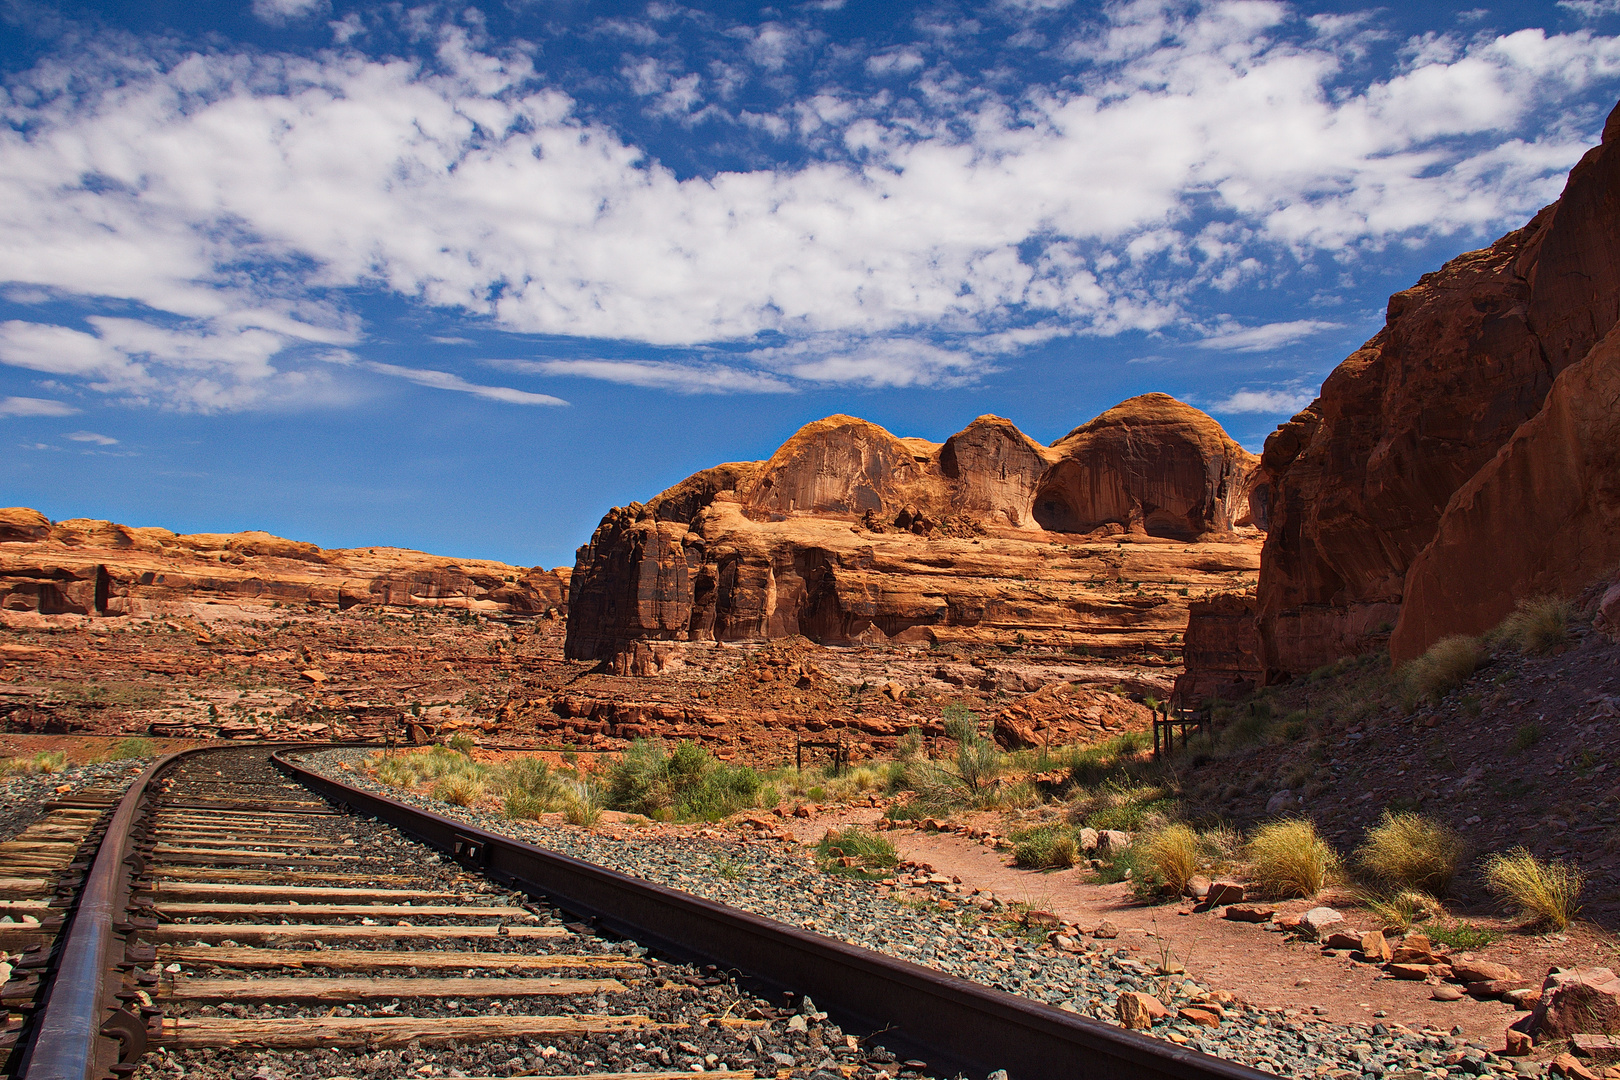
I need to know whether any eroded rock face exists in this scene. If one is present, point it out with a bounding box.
[1239,101,1620,681]
[0,510,569,618]
[566,396,1260,663]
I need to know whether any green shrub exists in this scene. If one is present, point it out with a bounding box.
[0,751,68,776]
[447,732,477,755]
[1426,922,1502,950]
[1401,635,1484,705]
[1011,825,1078,869]
[1355,811,1466,897]
[499,757,566,818]
[1483,848,1583,930]
[1492,596,1573,655]
[605,739,764,821]
[106,737,156,761]
[563,778,604,827]
[817,827,899,874]
[1247,819,1339,899]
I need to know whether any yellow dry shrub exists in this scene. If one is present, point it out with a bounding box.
[1247,819,1339,899]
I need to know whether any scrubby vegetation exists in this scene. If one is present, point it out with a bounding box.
[104,737,157,761]
[1491,595,1573,655]
[1401,635,1484,706]
[1483,848,1584,930]
[1355,811,1466,897]
[1247,819,1338,899]
[1010,825,1079,869]
[816,827,899,876]
[606,739,763,821]
[1,750,67,776]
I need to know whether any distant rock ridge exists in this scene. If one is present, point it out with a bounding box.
[565,394,1261,663]
[0,508,569,618]
[1180,97,1620,689]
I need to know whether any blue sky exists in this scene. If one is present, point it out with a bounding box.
[3,0,1619,569]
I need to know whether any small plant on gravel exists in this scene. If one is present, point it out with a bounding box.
[563,779,604,827]
[1483,847,1584,930]
[816,827,899,876]
[1361,888,1442,931]
[1400,635,1484,706]
[105,737,156,761]
[1511,723,1541,752]
[1246,819,1339,899]
[1491,595,1574,655]
[432,773,485,807]
[499,756,567,819]
[1355,811,1467,897]
[1145,823,1200,896]
[1010,825,1078,869]
[1426,922,1503,950]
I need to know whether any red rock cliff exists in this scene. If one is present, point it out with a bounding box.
[565,395,1261,663]
[1245,101,1620,681]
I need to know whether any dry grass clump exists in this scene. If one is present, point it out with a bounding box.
[0,751,67,776]
[1492,596,1574,655]
[432,773,485,807]
[1145,823,1200,895]
[1401,635,1484,705]
[1362,888,1443,931]
[1483,848,1584,930]
[1355,811,1467,897]
[1247,819,1339,899]
[562,779,604,827]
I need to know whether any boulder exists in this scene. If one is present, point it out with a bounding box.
[1097,830,1131,853]
[1321,931,1365,951]
[1116,992,1169,1030]
[1077,828,1100,853]
[1451,960,1522,986]
[1358,931,1393,963]
[1432,985,1465,1002]
[1533,968,1620,1039]
[1298,907,1344,940]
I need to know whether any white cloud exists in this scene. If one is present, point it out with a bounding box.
[1560,1,1620,20]
[0,396,79,417]
[1208,388,1317,413]
[0,5,1615,409]
[865,49,926,76]
[65,430,118,444]
[490,358,795,394]
[364,362,568,406]
[252,0,327,25]
[1198,319,1343,352]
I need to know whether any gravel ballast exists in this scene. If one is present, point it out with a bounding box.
[305,749,1546,1080]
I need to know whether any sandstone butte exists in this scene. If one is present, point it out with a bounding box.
[1187,98,1620,688]
[564,393,1263,671]
[0,507,570,619]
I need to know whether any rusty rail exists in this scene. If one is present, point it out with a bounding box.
[275,748,1269,1080]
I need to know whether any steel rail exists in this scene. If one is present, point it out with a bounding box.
[20,747,193,1080]
[276,749,1271,1080]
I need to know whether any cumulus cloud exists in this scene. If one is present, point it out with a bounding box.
[251,0,327,25]
[0,396,79,417]
[0,5,1616,407]
[65,430,118,444]
[1560,1,1620,20]
[491,358,794,394]
[1198,320,1343,352]
[1208,388,1317,414]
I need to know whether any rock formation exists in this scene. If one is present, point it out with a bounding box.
[565,395,1260,664]
[1208,100,1620,683]
[0,509,569,618]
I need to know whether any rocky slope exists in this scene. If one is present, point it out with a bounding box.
[1190,99,1620,686]
[0,507,570,618]
[566,394,1262,666]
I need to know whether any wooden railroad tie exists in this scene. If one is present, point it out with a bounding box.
[161,975,627,1001]
[147,923,569,944]
[157,947,644,972]
[155,903,539,920]
[158,1013,656,1048]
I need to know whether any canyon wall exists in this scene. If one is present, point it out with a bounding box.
[1217,100,1620,683]
[565,394,1262,665]
[0,507,569,618]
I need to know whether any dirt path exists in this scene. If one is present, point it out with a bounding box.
[780,813,1534,1046]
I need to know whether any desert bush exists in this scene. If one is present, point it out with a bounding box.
[1355,811,1466,897]
[1,751,68,776]
[1482,848,1584,930]
[563,779,604,827]
[944,705,1004,801]
[816,827,899,874]
[1361,888,1442,931]
[432,773,485,807]
[1011,825,1079,869]
[1145,823,1200,896]
[605,739,763,821]
[1401,635,1484,705]
[1492,596,1574,655]
[1069,776,1173,832]
[499,757,566,819]
[447,732,477,755]
[894,728,923,762]
[106,737,156,760]
[1247,819,1339,899]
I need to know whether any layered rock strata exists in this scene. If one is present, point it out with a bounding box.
[565,396,1261,664]
[0,508,569,618]
[1226,101,1620,682]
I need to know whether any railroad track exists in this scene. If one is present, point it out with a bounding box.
[13,746,1268,1080]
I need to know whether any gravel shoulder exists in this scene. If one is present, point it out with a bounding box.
[305,749,1558,1079]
